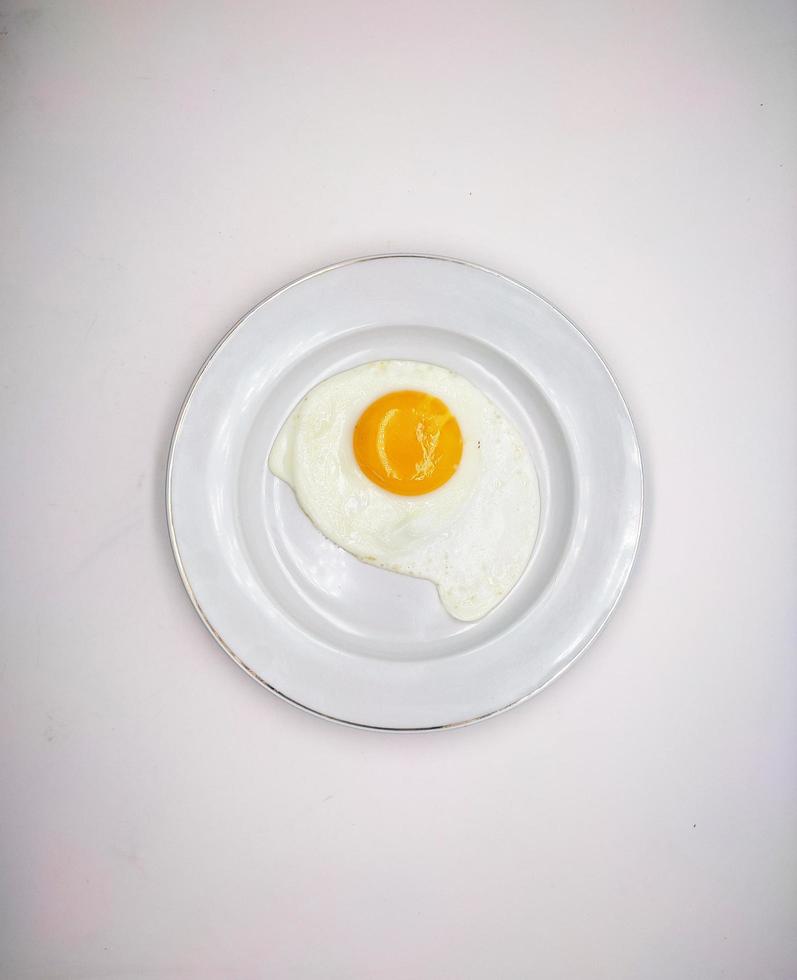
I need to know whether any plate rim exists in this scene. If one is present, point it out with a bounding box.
[165,252,645,733]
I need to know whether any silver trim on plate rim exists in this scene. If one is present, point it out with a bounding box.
[165,253,645,732]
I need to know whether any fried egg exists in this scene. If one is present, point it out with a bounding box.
[269,360,539,621]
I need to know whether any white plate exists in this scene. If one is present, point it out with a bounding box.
[167,255,643,730]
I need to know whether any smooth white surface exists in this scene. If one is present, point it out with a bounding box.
[169,257,640,728]
[1,0,795,975]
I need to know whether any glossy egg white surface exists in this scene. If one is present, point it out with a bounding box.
[269,360,540,621]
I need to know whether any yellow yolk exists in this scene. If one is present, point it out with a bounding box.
[353,390,463,496]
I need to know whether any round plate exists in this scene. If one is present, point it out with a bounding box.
[167,255,643,730]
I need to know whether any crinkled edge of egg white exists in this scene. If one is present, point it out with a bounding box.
[269,360,540,621]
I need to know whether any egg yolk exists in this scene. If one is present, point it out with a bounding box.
[353,390,463,496]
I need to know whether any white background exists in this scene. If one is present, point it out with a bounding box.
[2,1,795,977]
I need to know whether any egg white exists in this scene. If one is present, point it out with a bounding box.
[269,360,540,621]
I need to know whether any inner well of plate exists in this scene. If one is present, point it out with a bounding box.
[235,325,576,661]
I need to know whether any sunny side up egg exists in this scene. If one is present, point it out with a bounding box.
[268,360,540,621]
